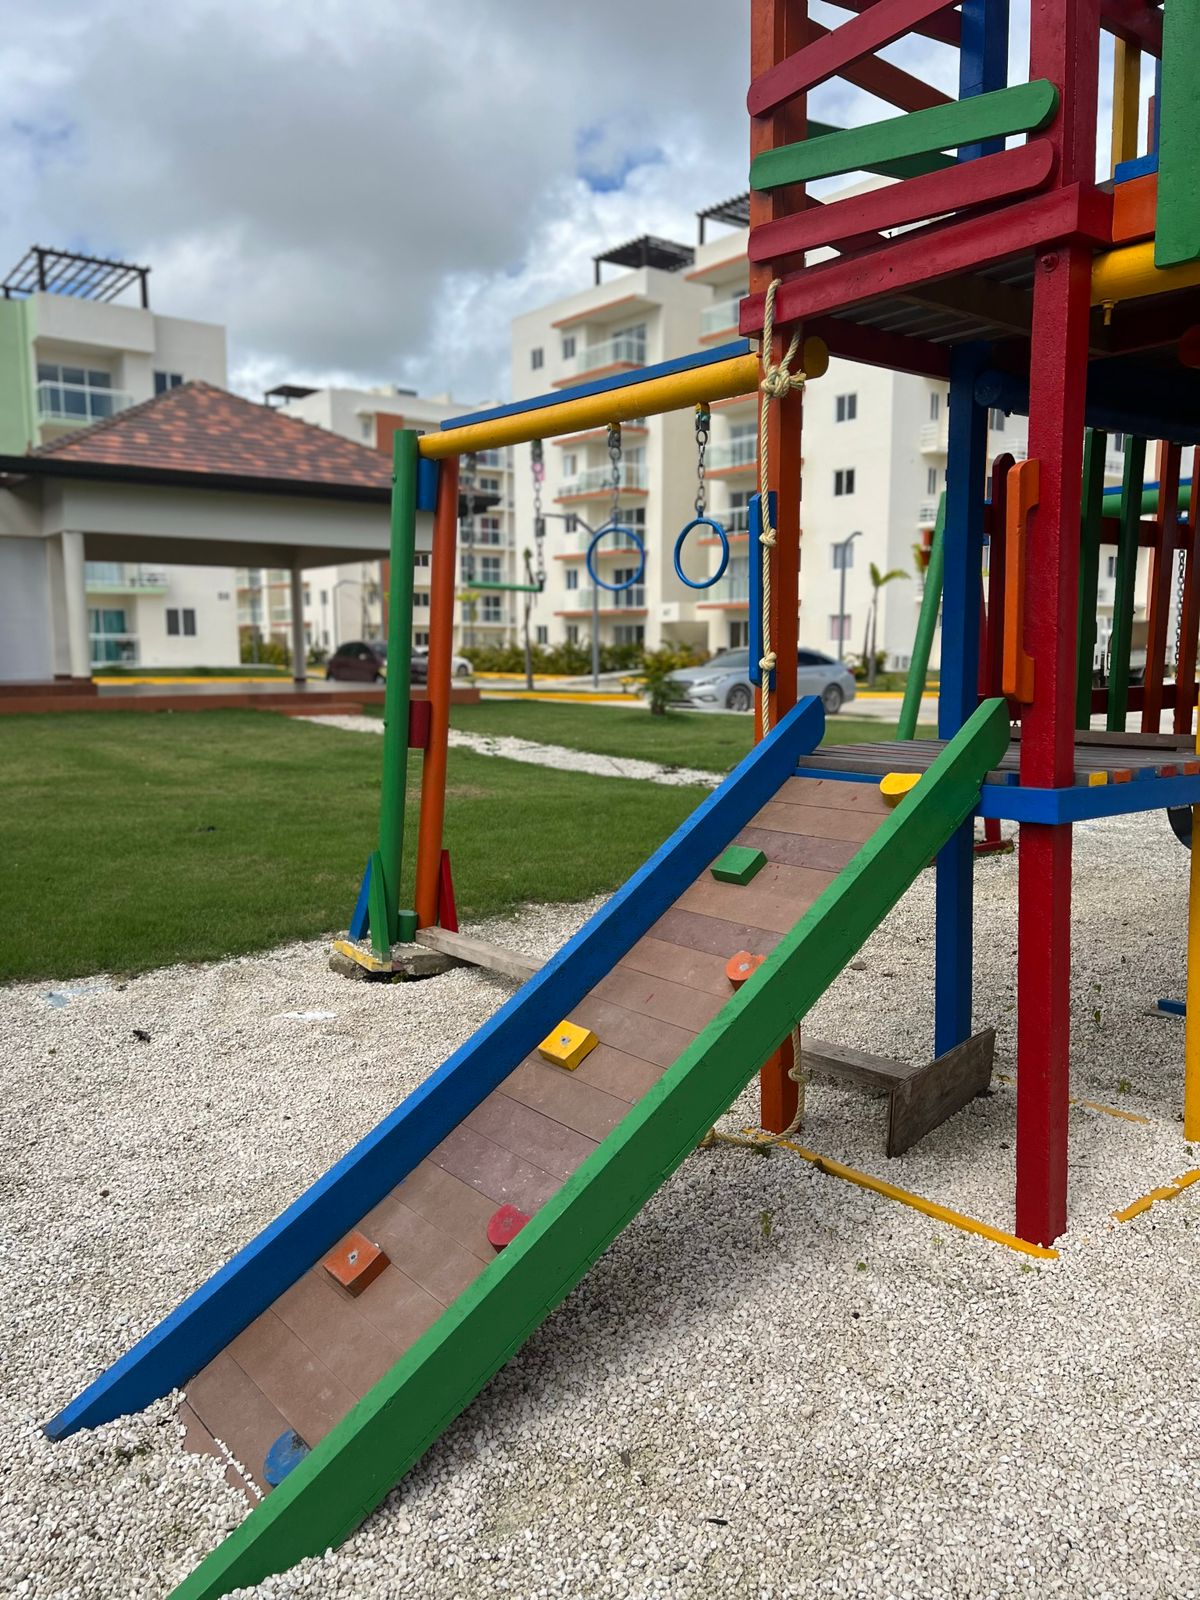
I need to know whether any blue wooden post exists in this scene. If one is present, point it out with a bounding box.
[934,343,990,1057]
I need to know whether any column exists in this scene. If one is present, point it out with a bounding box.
[60,530,90,680]
[290,564,307,684]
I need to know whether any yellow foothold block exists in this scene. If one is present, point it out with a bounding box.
[538,1020,599,1071]
[880,771,921,807]
[1088,771,1108,787]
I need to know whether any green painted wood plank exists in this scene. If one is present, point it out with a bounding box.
[1106,435,1148,731]
[710,845,767,885]
[377,431,420,946]
[366,849,390,960]
[897,491,945,742]
[752,81,1059,190]
[167,697,1010,1600]
[1075,430,1108,730]
[1156,2,1200,268]
[806,119,957,179]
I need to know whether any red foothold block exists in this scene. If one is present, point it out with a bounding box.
[322,1230,388,1296]
[487,1204,530,1252]
[725,950,765,989]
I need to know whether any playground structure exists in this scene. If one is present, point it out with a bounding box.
[44,3,1200,1597]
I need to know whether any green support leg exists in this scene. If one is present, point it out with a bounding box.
[377,431,420,949]
[897,492,945,742]
[1106,436,1148,732]
[1074,429,1107,729]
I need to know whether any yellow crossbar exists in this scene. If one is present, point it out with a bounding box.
[418,340,828,460]
[1091,241,1200,307]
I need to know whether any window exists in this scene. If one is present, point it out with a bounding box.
[729,620,749,648]
[1112,434,1126,453]
[479,474,500,493]
[832,539,857,570]
[929,391,941,422]
[611,322,647,364]
[566,623,580,643]
[613,624,645,645]
[479,555,501,582]
[415,551,431,568]
[413,591,431,608]
[531,347,544,371]
[1106,554,1118,578]
[989,408,1005,432]
[834,468,856,497]
[926,467,939,496]
[565,568,579,591]
[88,607,135,665]
[562,453,578,478]
[835,393,857,423]
[166,608,196,637]
[562,335,576,360]
[360,418,373,441]
[414,630,430,647]
[623,505,647,530]
[481,595,503,622]
[154,371,184,395]
[829,613,852,643]
[37,363,118,420]
[536,625,549,645]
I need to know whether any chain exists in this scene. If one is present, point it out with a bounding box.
[1175,541,1187,672]
[531,439,546,586]
[607,422,622,530]
[694,404,710,519]
[459,451,477,586]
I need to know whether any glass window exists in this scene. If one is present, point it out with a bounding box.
[834,468,856,497]
[166,608,180,637]
[613,624,645,645]
[1107,554,1118,578]
[566,623,580,644]
[930,391,941,421]
[835,393,857,422]
[927,467,939,495]
[832,539,856,570]
[565,568,579,591]
[729,620,749,647]
[531,347,544,370]
[989,407,1005,431]
[562,335,576,360]
[154,371,184,395]
[536,625,549,645]
[183,609,196,636]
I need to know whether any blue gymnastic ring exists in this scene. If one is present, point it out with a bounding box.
[586,524,646,592]
[673,516,729,590]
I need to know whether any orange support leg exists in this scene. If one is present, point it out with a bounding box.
[414,457,460,929]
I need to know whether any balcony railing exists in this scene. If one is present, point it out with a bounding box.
[89,634,139,666]
[85,562,169,593]
[708,436,757,471]
[701,294,745,337]
[560,586,646,611]
[558,463,649,497]
[38,380,135,424]
[919,420,949,454]
[466,527,512,547]
[575,334,646,374]
[724,505,751,535]
[917,500,941,526]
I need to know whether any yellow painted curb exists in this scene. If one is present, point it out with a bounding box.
[1113,1168,1200,1223]
[993,1073,1151,1125]
[479,690,634,705]
[741,1130,1058,1259]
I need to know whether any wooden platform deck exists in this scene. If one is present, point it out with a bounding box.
[181,774,891,1497]
[799,729,1200,788]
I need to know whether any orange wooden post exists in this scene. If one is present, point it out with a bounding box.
[414,456,460,929]
[751,0,808,1133]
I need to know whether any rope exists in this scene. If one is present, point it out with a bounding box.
[698,280,808,1157]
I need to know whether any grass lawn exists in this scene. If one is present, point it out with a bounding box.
[448,700,934,773]
[0,712,708,983]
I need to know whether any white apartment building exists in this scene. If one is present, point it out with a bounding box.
[265,386,519,655]
[0,247,236,671]
[511,216,1035,670]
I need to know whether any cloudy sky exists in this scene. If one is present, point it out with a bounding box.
[2,1,1116,410]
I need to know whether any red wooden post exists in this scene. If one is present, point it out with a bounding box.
[1142,441,1182,733]
[751,0,808,1133]
[414,457,460,929]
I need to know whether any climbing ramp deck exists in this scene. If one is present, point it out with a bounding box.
[47,695,1010,1600]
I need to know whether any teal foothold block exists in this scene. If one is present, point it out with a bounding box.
[397,908,419,943]
[710,845,767,885]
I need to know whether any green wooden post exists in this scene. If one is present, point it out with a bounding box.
[375,429,420,953]
[1156,0,1200,269]
[1074,429,1107,729]
[897,492,945,741]
[167,698,1011,1600]
[1106,435,1148,732]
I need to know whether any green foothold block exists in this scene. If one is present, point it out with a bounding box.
[710,845,767,886]
[396,909,419,943]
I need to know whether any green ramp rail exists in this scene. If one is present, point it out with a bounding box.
[171,697,1010,1600]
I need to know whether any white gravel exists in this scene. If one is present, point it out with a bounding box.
[4,811,1200,1600]
[295,713,724,787]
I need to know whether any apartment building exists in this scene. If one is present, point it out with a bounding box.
[266,386,519,654]
[511,209,1037,670]
[0,247,237,671]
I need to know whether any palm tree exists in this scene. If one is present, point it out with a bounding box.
[862,562,909,687]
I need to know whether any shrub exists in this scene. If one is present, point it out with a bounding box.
[638,648,691,716]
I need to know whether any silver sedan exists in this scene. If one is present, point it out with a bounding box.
[669,647,857,715]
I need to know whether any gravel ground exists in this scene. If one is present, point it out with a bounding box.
[4,811,1200,1600]
[295,714,724,787]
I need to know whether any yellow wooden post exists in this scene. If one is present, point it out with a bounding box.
[1110,39,1141,174]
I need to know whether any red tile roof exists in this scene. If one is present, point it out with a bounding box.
[16,381,393,497]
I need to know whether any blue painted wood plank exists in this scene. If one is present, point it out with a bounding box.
[441,343,751,431]
[416,458,440,513]
[47,694,826,1440]
[958,0,1011,162]
[1114,151,1158,183]
[747,493,776,691]
[348,859,371,941]
[977,773,1200,823]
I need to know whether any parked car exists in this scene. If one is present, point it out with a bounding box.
[413,648,473,679]
[326,640,428,685]
[669,647,856,714]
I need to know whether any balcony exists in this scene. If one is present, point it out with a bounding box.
[574,334,646,376]
[89,633,139,666]
[37,379,135,426]
[919,420,949,455]
[556,585,647,614]
[474,449,510,469]
[917,500,941,526]
[85,562,169,594]
[724,504,751,535]
[465,526,513,547]
[701,294,745,338]
[557,463,649,499]
[707,436,757,472]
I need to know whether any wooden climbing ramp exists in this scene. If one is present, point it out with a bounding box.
[47,695,1010,1600]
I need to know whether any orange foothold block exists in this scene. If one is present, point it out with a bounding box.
[487,1204,530,1251]
[880,771,921,807]
[537,1020,598,1071]
[322,1230,389,1296]
[725,950,765,989]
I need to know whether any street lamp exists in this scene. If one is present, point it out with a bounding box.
[835,531,862,663]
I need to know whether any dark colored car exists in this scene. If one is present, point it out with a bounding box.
[326,640,427,685]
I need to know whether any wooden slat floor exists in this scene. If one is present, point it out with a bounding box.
[801,731,1199,785]
[181,776,890,1497]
